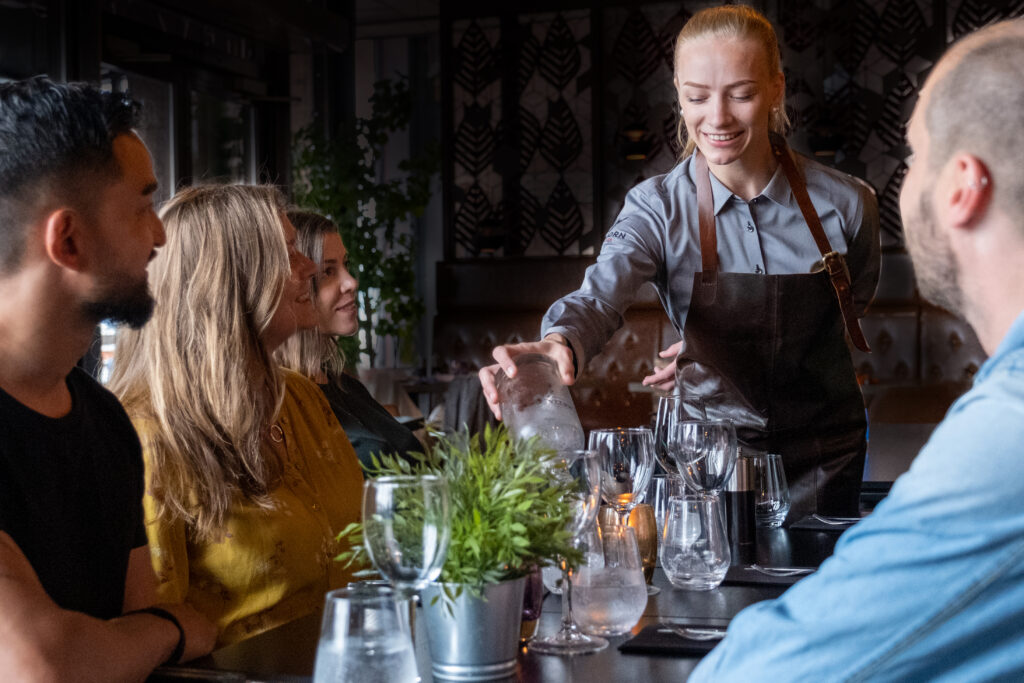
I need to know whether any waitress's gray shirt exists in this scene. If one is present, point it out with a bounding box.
[541,153,881,372]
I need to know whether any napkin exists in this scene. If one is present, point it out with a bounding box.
[618,624,720,657]
[721,564,813,586]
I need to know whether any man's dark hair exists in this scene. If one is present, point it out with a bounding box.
[0,76,140,273]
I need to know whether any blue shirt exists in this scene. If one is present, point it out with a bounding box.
[541,153,880,370]
[692,310,1024,682]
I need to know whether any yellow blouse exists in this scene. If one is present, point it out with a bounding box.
[136,369,364,645]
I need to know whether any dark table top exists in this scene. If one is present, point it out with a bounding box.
[150,528,839,682]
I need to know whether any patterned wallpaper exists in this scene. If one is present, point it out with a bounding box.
[451,18,503,256]
[518,11,594,257]
[446,0,1024,258]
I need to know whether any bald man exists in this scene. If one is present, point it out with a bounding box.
[692,19,1024,681]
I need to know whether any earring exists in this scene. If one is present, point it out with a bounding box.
[680,106,684,115]
[968,176,990,190]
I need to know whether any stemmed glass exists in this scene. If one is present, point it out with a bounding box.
[361,474,451,631]
[529,449,605,656]
[652,395,688,487]
[589,427,657,596]
[588,428,655,526]
[667,420,738,493]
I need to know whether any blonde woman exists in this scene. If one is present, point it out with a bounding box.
[481,5,880,522]
[277,210,421,467]
[109,185,363,645]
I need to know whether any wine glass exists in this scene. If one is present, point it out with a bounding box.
[588,428,655,526]
[649,473,683,540]
[668,420,737,493]
[529,449,606,656]
[599,503,660,596]
[652,395,687,485]
[362,475,451,611]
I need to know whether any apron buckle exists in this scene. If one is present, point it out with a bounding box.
[820,251,850,281]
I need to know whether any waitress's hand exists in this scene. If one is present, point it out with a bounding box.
[641,341,682,392]
[479,335,576,420]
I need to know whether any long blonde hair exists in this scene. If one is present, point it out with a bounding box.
[109,184,290,541]
[674,5,790,157]
[276,209,347,383]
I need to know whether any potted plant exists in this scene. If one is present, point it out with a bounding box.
[338,424,582,680]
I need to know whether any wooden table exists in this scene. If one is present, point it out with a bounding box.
[151,528,839,682]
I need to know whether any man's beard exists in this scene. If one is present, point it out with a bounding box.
[82,273,156,329]
[906,193,964,317]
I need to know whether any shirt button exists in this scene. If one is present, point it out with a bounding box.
[752,197,760,204]
[754,265,764,274]
[312,502,321,511]
[746,222,754,232]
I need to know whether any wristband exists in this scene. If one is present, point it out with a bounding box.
[126,606,186,665]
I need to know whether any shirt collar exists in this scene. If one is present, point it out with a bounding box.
[686,155,790,215]
[974,308,1024,383]
[759,162,791,207]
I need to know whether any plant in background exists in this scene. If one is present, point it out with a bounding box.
[338,424,583,603]
[291,76,439,367]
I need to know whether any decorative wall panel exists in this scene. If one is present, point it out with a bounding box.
[518,11,593,256]
[445,0,1024,262]
[451,18,502,257]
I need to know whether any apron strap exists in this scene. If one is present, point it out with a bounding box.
[769,134,870,352]
[691,140,871,353]
[693,149,718,291]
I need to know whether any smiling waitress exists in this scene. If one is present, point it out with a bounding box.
[480,4,880,522]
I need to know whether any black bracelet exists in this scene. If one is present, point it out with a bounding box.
[125,606,186,665]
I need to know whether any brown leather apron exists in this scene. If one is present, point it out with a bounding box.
[675,140,867,521]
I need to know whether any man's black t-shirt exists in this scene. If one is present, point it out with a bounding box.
[0,367,147,619]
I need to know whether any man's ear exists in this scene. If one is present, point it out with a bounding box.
[42,208,86,271]
[945,154,992,229]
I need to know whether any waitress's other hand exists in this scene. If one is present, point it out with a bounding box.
[642,341,683,392]
[479,336,576,420]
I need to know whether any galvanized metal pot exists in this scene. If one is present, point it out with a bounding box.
[421,576,527,681]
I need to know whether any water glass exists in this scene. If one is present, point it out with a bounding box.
[752,452,791,528]
[589,427,655,525]
[660,493,730,591]
[572,525,648,636]
[669,420,738,493]
[362,475,451,595]
[313,585,418,683]
[496,353,584,454]
[348,579,415,642]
